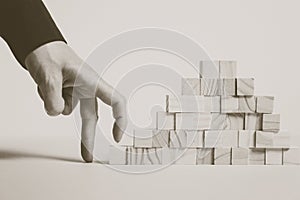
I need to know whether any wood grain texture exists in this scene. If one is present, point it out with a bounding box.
[175,113,212,130]
[245,113,262,130]
[181,78,201,95]
[221,96,239,113]
[236,78,254,96]
[196,148,214,165]
[211,96,221,113]
[262,114,280,131]
[265,149,283,165]
[214,148,231,165]
[256,131,290,148]
[161,148,197,165]
[169,130,203,148]
[200,78,221,96]
[219,61,237,78]
[256,96,274,113]
[239,130,255,148]
[152,130,169,148]
[156,111,175,130]
[238,96,256,113]
[127,147,162,165]
[210,113,244,130]
[204,130,238,148]
[199,60,219,78]
[221,78,236,96]
[248,149,265,165]
[166,95,212,113]
[231,148,249,165]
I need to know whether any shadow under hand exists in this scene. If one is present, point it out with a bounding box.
[0,149,83,163]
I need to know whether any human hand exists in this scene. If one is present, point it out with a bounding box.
[24,41,127,162]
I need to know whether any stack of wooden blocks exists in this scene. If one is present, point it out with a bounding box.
[109,60,300,165]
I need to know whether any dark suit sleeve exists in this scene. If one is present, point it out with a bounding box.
[0,0,66,68]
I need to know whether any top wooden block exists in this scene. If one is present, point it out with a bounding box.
[199,60,237,78]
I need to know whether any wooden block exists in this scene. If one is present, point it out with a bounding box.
[262,114,280,131]
[199,60,219,78]
[152,130,169,148]
[236,78,254,96]
[232,148,249,165]
[196,148,214,165]
[211,96,221,112]
[161,148,197,165]
[266,149,282,165]
[245,113,262,130]
[108,146,128,165]
[248,149,265,165]
[175,149,197,165]
[134,129,153,148]
[200,78,221,96]
[283,148,300,165]
[221,96,238,113]
[239,130,255,148]
[204,130,238,148]
[169,130,203,148]
[175,113,212,130]
[210,113,244,130]
[219,61,237,78]
[127,148,162,165]
[256,131,290,148]
[238,96,256,113]
[166,95,212,113]
[256,96,274,113]
[221,78,236,96]
[214,148,231,165]
[156,111,174,130]
[181,78,200,95]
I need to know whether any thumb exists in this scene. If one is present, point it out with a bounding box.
[38,73,65,116]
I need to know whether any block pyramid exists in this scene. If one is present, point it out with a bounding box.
[109,60,300,165]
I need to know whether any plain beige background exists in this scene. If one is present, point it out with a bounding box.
[0,0,300,199]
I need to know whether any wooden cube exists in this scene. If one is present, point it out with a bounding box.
[283,148,300,165]
[245,113,262,130]
[108,146,128,165]
[134,129,153,148]
[248,149,265,165]
[169,130,203,148]
[236,78,254,96]
[256,131,290,148]
[221,78,236,96]
[239,130,255,148]
[221,96,239,113]
[219,61,237,78]
[181,78,200,95]
[162,148,197,165]
[166,95,212,113]
[210,113,244,130]
[128,148,162,165]
[211,96,221,113]
[175,113,212,130]
[238,96,256,113]
[232,148,249,165]
[214,148,231,165]
[199,60,219,78]
[156,111,174,130]
[152,130,169,148]
[262,114,280,131]
[265,149,283,165]
[200,78,221,96]
[204,130,238,148]
[196,148,214,165]
[256,96,274,113]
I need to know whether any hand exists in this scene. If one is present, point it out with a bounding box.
[24,41,127,162]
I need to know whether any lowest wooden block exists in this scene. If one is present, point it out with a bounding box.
[127,148,162,165]
[200,78,221,96]
[283,148,300,165]
[108,146,128,165]
[238,96,256,113]
[199,60,219,78]
[239,130,255,148]
[265,149,283,165]
[181,78,200,95]
[214,148,231,165]
[166,95,212,113]
[204,130,238,148]
[196,148,214,165]
[236,78,254,96]
[134,129,153,148]
[161,148,197,165]
[156,111,174,130]
[262,114,280,131]
[175,113,212,130]
[231,148,249,165]
[210,113,244,130]
[245,113,262,130]
[256,131,290,148]
[219,61,237,78]
[169,130,203,148]
[152,130,169,148]
[256,96,274,113]
[248,149,265,165]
